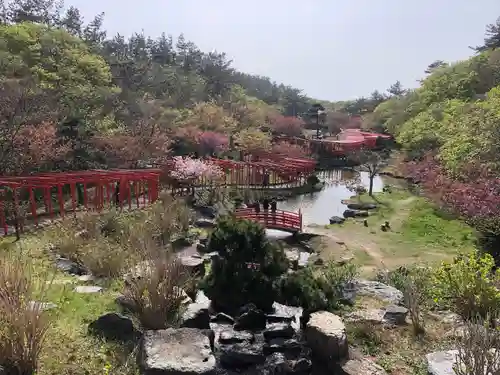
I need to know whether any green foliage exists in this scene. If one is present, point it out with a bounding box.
[0,22,118,128]
[276,262,358,312]
[430,251,500,319]
[201,216,288,312]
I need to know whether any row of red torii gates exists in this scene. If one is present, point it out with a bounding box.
[0,154,315,236]
[0,131,390,236]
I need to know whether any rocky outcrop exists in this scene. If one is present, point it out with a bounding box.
[341,358,388,375]
[88,312,139,342]
[426,350,458,375]
[343,209,369,218]
[349,279,404,305]
[142,328,216,375]
[305,311,348,367]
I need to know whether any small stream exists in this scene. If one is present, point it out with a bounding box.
[266,169,383,239]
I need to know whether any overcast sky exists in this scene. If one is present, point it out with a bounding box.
[66,0,500,101]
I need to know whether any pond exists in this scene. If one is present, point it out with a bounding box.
[275,169,383,227]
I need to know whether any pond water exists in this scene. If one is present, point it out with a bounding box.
[275,169,383,227]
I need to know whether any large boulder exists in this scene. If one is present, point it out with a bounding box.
[219,342,266,368]
[142,328,216,375]
[341,358,388,375]
[181,303,210,329]
[234,306,267,331]
[347,202,377,210]
[343,209,369,218]
[352,279,404,305]
[88,313,139,342]
[426,350,458,375]
[305,311,348,366]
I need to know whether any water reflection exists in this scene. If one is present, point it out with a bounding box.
[276,169,383,226]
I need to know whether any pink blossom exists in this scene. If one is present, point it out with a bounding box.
[169,156,225,182]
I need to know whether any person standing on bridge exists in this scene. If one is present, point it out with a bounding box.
[254,201,260,213]
[262,198,269,211]
[270,198,277,224]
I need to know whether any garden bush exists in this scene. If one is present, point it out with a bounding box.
[277,262,358,312]
[430,251,500,320]
[201,216,288,312]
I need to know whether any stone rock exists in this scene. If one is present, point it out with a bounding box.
[298,252,310,268]
[142,328,216,375]
[211,312,234,324]
[194,218,216,228]
[196,242,207,253]
[180,256,205,276]
[28,301,57,312]
[344,309,385,324]
[219,342,266,368]
[201,329,215,351]
[77,274,96,282]
[195,290,211,308]
[172,237,193,249]
[181,303,210,329]
[219,329,254,344]
[263,323,295,341]
[88,312,139,342]
[426,350,458,375]
[74,285,103,294]
[272,302,303,331]
[347,203,377,210]
[383,305,408,325]
[343,209,369,218]
[55,257,86,275]
[115,294,137,313]
[342,358,388,375]
[286,358,312,374]
[234,306,267,331]
[263,338,302,356]
[329,216,345,224]
[305,311,348,365]
[285,249,300,263]
[354,279,404,305]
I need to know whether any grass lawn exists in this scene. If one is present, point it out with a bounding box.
[308,187,475,276]
[1,232,139,375]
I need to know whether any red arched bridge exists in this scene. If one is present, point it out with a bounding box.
[234,208,303,233]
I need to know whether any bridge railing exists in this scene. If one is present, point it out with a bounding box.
[234,208,302,232]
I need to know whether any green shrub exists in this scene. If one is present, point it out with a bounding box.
[277,263,358,312]
[431,251,500,320]
[201,216,288,312]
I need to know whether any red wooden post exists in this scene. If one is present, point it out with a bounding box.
[13,187,23,233]
[58,184,64,217]
[45,187,53,219]
[70,182,76,214]
[83,182,88,209]
[135,180,140,209]
[127,181,132,210]
[29,187,37,226]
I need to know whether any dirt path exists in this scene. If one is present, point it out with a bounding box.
[305,196,418,271]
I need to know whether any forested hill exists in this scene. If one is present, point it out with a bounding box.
[0,0,321,174]
[336,16,500,258]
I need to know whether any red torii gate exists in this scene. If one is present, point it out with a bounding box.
[0,169,161,236]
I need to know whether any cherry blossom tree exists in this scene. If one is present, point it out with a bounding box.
[12,122,70,174]
[269,115,304,137]
[168,156,224,183]
[93,129,170,168]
